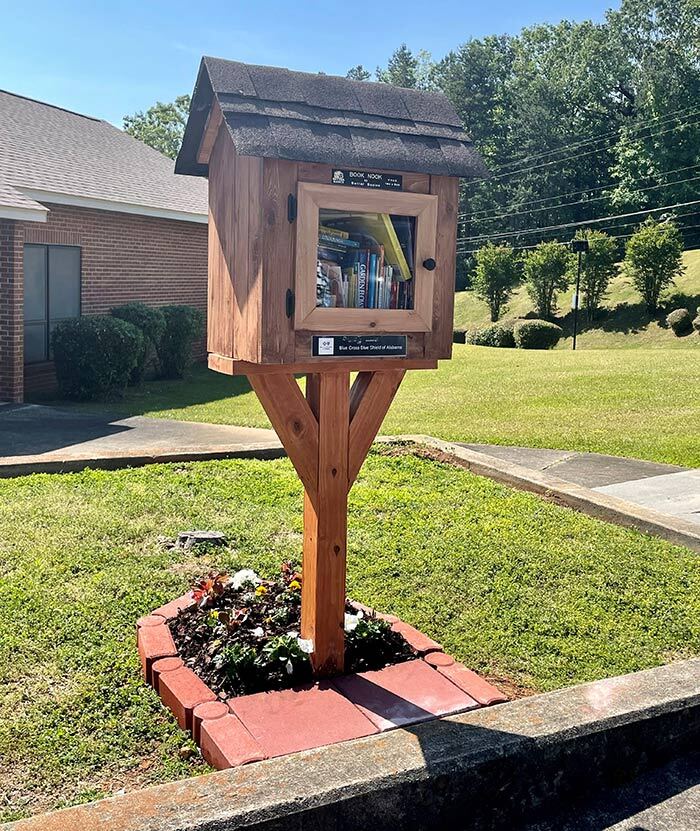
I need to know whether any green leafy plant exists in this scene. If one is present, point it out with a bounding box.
[513,319,563,349]
[51,316,143,400]
[216,643,258,687]
[473,243,521,322]
[467,320,516,348]
[156,305,204,379]
[523,242,573,320]
[110,303,166,383]
[570,230,619,321]
[624,219,684,313]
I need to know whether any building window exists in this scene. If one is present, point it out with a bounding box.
[23,244,81,364]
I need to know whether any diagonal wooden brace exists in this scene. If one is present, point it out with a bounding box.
[247,368,406,676]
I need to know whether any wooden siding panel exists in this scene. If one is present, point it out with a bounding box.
[261,159,297,363]
[207,127,235,358]
[426,175,458,360]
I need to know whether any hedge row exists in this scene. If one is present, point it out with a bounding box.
[51,303,204,401]
[459,318,563,350]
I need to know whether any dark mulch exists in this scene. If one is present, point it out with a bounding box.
[170,564,415,699]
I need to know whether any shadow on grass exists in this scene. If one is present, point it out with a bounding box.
[557,291,700,339]
[29,363,255,419]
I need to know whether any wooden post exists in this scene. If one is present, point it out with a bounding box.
[248,367,405,677]
[301,372,349,675]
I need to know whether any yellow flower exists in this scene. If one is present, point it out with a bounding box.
[255,584,268,596]
[289,580,301,591]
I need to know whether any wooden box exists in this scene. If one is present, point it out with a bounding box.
[176,58,485,374]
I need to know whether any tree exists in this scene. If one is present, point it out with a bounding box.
[123,95,191,160]
[571,230,619,320]
[346,65,371,81]
[376,44,419,88]
[376,45,437,90]
[473,243,521,321]
[623,218,684,312]
[523,242,572,319]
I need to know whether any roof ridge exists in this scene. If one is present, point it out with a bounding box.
[0,88,102,122]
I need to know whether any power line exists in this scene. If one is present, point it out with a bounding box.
[459,172,700,227]
[458,211,699,253]
[456,199,700,245]
[464,112,700,187]
[456,221,700,255]
[478,102,700,176]
[456,210,700,253]
[459,162,700,222]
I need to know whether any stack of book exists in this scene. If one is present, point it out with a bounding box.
[316,220,414,310]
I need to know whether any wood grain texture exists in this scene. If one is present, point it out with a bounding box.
[196,99,222,165]
[301,371,350,676]
[209,353,436,375]
[247,373,319,499]
[426,175,459,360]
[232,155,264,363]
[348,370,405,484]
[261,159,297,363]
[294,182,438,333]
[206,127,235,358]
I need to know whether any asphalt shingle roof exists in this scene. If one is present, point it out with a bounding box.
[176,57,486,180]
[0,90,207,221]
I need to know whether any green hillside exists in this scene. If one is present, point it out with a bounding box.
[454,249,700,350]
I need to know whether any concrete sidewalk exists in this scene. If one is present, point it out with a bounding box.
[0,403,282,475]
[460,443,700,527]
[0,404,696,547]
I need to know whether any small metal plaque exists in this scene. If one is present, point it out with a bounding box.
[331,170,403,191]
[312,335,407,358]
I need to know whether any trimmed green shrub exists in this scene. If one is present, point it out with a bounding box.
[156,305,205,379]
[467,321,516,348]
[453,329,467,344]
[666,308,693,336]
[110,302,166,383]
[623,219,684,313]
[513,319,563,350]
[52,316,144,400]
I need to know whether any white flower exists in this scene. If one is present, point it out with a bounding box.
[285,659,294,675]
[286,629,299,639]
[252,626,264,638]
[297,637,314,654]
[344,612,363,632]
[229,569,261,590]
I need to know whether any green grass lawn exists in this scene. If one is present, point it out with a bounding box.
[455,248,700,350]
[1,452,698,820]
[48,346,700,468]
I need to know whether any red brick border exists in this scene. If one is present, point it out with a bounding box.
[137,593,508,770]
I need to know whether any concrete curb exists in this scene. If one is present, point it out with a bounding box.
[1,430,696,552]
[5,658,699,831]
[0,441,285,478]
[384,436,700,553]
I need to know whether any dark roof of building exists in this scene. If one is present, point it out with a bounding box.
[0,89,207,223]
[176,57,486,179]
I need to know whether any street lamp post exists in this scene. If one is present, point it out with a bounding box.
[570,238,590,351]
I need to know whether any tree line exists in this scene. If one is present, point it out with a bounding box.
[124,0,699,275]
[355,0,700,265]
[472,220,684,324]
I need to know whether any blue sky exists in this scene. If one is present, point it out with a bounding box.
[1,0,617,126]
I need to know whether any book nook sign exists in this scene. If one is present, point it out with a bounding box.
[139,58,493,766]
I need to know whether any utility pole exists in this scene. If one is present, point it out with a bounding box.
[570,238,589,351]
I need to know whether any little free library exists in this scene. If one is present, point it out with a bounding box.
[175,57,486,677]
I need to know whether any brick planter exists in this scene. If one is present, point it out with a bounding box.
[137,593,507,769]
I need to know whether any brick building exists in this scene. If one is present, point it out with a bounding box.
[0,90,208,402]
